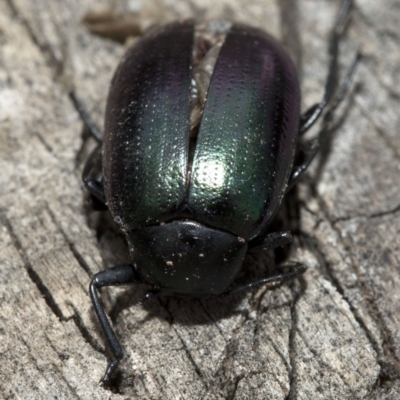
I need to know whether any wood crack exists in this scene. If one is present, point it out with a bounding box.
[330,203,400,224]
[356,104,400,163]
[163,299,207,387]
[1,213,65,321]
[285,276,306,400]
[6,0,63,74]
[2,0,398,397]
[46,203,97,278]
[18,335,81,399]
[308,195,400,383]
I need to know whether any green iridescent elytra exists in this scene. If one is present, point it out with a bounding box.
[103,20,299,240]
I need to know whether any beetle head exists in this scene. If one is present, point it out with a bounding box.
[127,220,248,297]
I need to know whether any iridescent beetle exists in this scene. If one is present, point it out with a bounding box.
[73,0,359,384]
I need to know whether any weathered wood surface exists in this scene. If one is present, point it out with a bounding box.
[1,0,399,398]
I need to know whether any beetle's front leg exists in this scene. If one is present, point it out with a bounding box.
[221,262,306,297]
[82,143,107,210]
[248,231,293,252]
[223,231,306,296]
[90,264,143,384]
[71,92,108,210]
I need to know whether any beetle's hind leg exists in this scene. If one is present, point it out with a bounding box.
[287,0,360,192]
[299,0,354,135]
[90,264,143,384]
[222,231,306,296]
[287,52,360,193]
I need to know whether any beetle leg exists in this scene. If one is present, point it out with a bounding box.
[287,52,360,192]
[70,91,103,142]
[299,0,353,135]
[139,288,160,304]
[248,231,292,252]
[225,232,305,296]
[90,263,142,384]
[82,143,107,209]
[221,262,307,297]
[72,92,107,209]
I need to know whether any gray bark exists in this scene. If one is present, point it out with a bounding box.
[1,0,399,398]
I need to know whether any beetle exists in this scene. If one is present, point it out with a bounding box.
[73,0,359,385]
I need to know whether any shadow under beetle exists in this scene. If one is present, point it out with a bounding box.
[74,0,359,385]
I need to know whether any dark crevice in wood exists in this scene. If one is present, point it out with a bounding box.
[304,231,382,354]
[46,203,97,277]
[305,195,400,383]
[331,203,400,224]
[206,313,253,398]
[225,374,243,400]
[198,302,228,342]
[69,242,94,277]
[42,335,86,398]
[254,296,292,376]
[25,266,65,319]
[34,131,54,153]
[6,0,63,75]
[66,302,106,355]
[163,301,207,385]
[1,213,65,321]
[172,330,206,386]
[204,289,297,399]
[357,105,400,163]
[266,335,291,377]
[3,212,106,361]
[18,335,81,399]
[286,274,307,400]
[46,203,99,278]
[295,330,353,390]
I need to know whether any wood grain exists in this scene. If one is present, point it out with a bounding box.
[1,0,399,398]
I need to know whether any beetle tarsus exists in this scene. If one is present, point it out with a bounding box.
[100,358,122,387]
[90,264,142,382]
